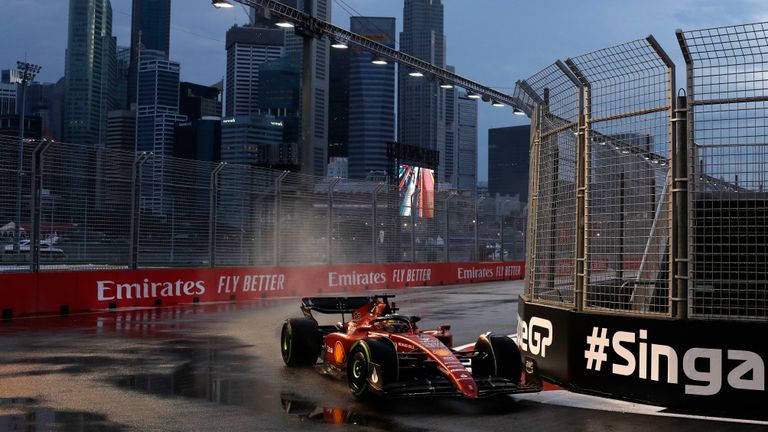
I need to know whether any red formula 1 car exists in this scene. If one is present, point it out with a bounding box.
[280,295,542,399]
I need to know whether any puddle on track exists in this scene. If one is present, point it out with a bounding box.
[0,398,126,431]
[281,395,430,432]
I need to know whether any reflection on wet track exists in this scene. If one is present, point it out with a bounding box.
[280,395,432,431]
[0,281,761,431]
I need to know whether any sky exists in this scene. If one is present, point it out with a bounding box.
[2,0,768,181]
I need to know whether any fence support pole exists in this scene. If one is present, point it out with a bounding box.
[328,178,340,264]
[672,94,689,319]
[525,103,542,299]
[372,183,385,264]
[541,89,559,292]
[408,191,415,262]
[474,197,480,261]
[29,139,53,272]
[129,152,151,270]
[563,59,589,311]
[208,162,226,268]
[445,195,452,262]
[499,211,504,263]
[274,171,288,266]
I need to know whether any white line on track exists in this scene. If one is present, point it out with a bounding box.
[457,334,766,426]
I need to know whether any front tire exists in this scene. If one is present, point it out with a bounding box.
[347,339,398,399]
[281,318,321,367]
[471,334,523,383]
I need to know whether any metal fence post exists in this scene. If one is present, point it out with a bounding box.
[328,178,340,264]
[29,139,53,272]
[129,152,151,270]
[445,194,452,262]
[208,162,226,268]
[474,197,480,261]
[274,171,288,266]
[499,211,504,263]
[411,191,416,262]
[672,94,689,319]
[677,30,698,320]
[525,102,542,299]
[372,183,385,264]
[563,59,588,311]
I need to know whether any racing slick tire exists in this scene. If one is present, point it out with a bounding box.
[281,318,322,367]
[347,339,398,399]
[471,334,523,384]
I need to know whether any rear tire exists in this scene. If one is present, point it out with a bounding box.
[471,334,523,384]
[347,339,398,399]
[280,318,321,367]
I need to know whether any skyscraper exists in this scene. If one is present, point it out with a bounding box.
[456,92,478,193]
[128,0,171,107]
[64,0,116,145]
[0,83,15,115]
[258,55,300,114]
[136,57,184,157]
[347,16,396,180]
[399,0,446,170]
[328,41,349,175]
[221,116,292,168]
[488,125,530,200]
[443,66,457,187]
[224,25,285,117]
[1,70,21,84]
[107,110,136,154]
[0,70,19,116]
[115,46,131,110]
[174,118,221,162]
[179,82,222,121]
[25,79,66,140]
[136,57,185,212]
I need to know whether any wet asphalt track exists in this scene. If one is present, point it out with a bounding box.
[0,280,762,431]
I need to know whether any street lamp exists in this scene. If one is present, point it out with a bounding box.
[371,56,388,65]
[330,37,349,49]
[275,20,295,28]
[210,0,234,7]
[466,91,481,100]
[439,81,454,89]
[13,61,41,256]
[492,100,505,107]
[513,108,526,116]
[408,70,424,77]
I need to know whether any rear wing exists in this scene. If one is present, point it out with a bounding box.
[300,295,395,319]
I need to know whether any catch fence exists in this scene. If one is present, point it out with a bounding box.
[521,22,768,321]
[0,135,525,272]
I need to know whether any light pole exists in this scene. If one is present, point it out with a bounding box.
[14,61,41,255]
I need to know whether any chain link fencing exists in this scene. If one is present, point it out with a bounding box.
[679,23,768,321]
[523,22,768,322]
[0,136,525,272]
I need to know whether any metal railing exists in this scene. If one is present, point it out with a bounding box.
[523,22,768,322]
[0,135,526,272]
[679,23,768,321]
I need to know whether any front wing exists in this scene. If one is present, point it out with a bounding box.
[366,355,543,399]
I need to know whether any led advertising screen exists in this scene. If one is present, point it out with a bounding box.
[398,164,435,218]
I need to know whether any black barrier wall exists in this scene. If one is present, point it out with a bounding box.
[519,301,767,411]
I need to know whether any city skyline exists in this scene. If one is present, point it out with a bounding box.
[347,16,396,180]
[3,0,768,180]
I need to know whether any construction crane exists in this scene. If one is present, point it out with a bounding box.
[211,0,526,112]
